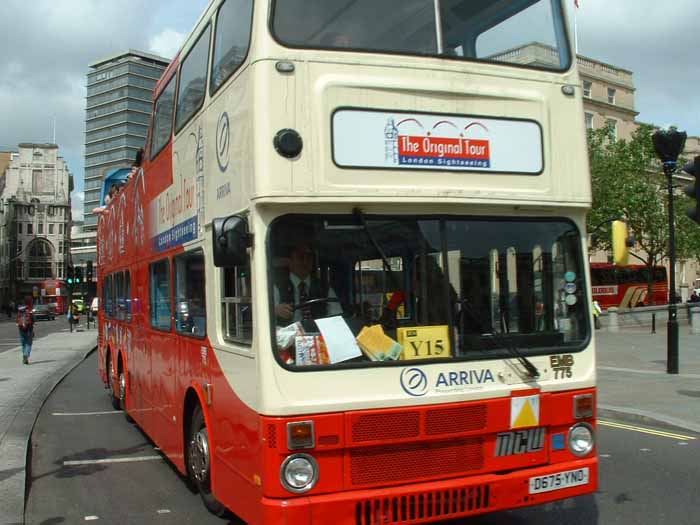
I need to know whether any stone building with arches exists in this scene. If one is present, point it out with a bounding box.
[0,143,72,305]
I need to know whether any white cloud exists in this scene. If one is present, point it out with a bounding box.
[71,191,84,222]
[149,29,187,59]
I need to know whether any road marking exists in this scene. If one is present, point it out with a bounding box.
[84,517,99,521]
[156,509,171,514]
[598,419,697,441]
[64,455,162,466]
[52,411,123,416]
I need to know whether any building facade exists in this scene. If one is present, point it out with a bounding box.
[0,144,72,305]
[83,49,168,231]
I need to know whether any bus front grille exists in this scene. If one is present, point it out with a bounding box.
[349,403,489,445]
[349,437,484,487]
[355,485,491,525]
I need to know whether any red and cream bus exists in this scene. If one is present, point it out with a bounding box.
[97,0,597,523]
[590,263,668,310]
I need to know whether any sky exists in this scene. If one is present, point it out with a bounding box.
[0,0,698,220]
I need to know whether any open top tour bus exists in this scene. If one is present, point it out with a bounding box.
[97,0,597,523]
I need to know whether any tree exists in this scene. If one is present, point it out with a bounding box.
[587,123,700,305]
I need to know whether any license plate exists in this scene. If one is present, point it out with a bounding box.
[528,467,589,494]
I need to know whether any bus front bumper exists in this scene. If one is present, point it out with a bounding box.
[261,456,598,524]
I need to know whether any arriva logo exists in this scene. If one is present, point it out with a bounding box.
[216,111,230,173]
[400,367,429,397]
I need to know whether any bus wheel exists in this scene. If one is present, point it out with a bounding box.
[108,355,120,410]
[118,365,134,423]
[187,405,227,517]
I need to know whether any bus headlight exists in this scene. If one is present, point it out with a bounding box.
[280,454,319,493]
[568,423,595,457]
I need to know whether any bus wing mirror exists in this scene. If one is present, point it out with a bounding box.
[212,215,252,267]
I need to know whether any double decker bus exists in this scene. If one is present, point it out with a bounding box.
[590,263,668,309]
[97,0,597,523]
[39,279,68,314]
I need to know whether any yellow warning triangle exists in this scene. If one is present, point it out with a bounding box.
[513,399,538,428]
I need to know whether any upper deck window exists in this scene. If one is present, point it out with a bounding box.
[272,0,571,72]
[210,0,254,95]
[150,74,177,159]
[175,24,212,133]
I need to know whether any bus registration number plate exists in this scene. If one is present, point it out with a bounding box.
[529,468,589,494]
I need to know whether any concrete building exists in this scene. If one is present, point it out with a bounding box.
[0,144,72,305]
[75,50,168,292]
[83,50,168,232]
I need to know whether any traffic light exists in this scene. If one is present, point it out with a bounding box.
[67,266,74,285]
[75,266,83,284]
[612,220,630,266]
[682,156,700,224]
[86,260,93,282]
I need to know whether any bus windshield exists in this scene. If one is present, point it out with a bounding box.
[270,215,588,368]
[272,0,571,71]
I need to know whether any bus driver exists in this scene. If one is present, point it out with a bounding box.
[273,242,342,327]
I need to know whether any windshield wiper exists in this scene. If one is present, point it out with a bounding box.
[458,298,540,380]
[352,208,404,324]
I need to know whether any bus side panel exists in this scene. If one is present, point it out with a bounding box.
[209,350,264,525]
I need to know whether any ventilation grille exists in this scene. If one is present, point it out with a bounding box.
[267,424,277,449]
[318,434,340,446]
[351,412,420,443]
[355,485,491,525]
[350,438,484,486]
[425,405,488,435]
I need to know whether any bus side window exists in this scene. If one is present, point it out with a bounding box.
[115,272,125,320]
[150,259,172,331]
[210,0,254,95]
[150,73,177,160]
[175,24,212,134]
[175,250,207,337]
[125,271,132,321]
[104,274,114,318]
[221,255,252,345]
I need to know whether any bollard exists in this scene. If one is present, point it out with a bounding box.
[608,307,620,333]
[691,307,700,335]
[652,313,656,334]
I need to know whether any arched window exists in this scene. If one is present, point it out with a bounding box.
[27,239,54,279]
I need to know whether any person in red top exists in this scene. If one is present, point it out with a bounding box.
[16,305,34,365]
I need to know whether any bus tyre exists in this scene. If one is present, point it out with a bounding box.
[187,405,227,517]
[108,356,120,411]
[118,367,134,423]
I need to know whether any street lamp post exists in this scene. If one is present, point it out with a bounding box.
[652,128,687,375]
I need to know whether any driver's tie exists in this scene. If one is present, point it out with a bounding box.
[298,281,312,320]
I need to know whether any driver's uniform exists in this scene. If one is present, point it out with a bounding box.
[274,272,342,324]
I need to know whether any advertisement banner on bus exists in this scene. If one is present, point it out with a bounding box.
[333,109,543,174]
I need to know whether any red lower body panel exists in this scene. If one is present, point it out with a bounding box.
[260,457,597,525]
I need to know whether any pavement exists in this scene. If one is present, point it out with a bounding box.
[0,322,698,524]
[596,324,700,434]
[0,325,96,525]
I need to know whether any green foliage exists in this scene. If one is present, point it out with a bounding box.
[587,123,700,303]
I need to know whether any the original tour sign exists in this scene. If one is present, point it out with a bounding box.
[333,109,543,174]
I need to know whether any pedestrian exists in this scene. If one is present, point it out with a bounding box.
[688,291,700,303]
[16,305,34,365]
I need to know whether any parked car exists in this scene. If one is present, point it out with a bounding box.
[31,304,55,321]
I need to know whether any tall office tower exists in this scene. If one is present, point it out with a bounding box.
[83,50,168,231]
